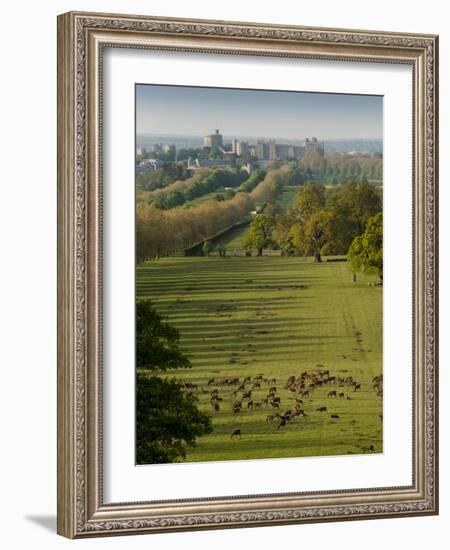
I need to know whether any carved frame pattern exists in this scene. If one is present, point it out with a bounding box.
[57,11,438,538]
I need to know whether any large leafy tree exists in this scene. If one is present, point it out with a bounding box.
[136,300,191,371]
[290,209,336,262]
[348,212,383,282]
[136,301,212,464]
[280,184,338,261]
[330,181,382,235]
[137,374,212,464]
[291,182,325,223]
[244,214,274,256]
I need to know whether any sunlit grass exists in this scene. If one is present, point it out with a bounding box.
[136,255,382,462]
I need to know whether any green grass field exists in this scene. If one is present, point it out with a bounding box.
[279,185,300,209]
[136,256,382,462]
[183,189,227,207]
[212,222,250,250]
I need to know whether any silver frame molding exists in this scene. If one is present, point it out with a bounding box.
[57,11,439,539]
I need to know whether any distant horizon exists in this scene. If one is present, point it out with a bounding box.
[136,84,383,141]
[136,132,383,142]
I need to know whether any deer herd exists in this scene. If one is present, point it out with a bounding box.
[183,369,383,451]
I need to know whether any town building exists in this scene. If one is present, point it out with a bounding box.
[203,129,223,148]
[247,137,323,161]
[187,157,234,170]
[136,158,166,173]
[236,141,248,156]
[163,144,176,155]
[305,137,324,155]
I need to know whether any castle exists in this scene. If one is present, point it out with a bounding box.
[204,130,324,161]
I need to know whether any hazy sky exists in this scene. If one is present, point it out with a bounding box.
[136,84,383,141]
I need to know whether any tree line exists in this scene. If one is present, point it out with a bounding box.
[245,181,382,265]
[139,168,250,210]
[136,168,283,262]
[298,152,383,184]
[136,162,190,192]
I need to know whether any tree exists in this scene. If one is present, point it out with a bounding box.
[330,181,382,235]
[237,169,266,193]
[209,146,223,159]
[217,244,227,257]
[202,240,213,257]
[272,212,295,256]
[292,182,325,223]
[137,373,212,464]
[348,212,383,282]
[285,163,305,186]
[244,214,274,256]
[136,301,212,464]
[136,300,191,371]
[290,208,336,262]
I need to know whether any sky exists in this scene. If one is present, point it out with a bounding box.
[136,84,383,141]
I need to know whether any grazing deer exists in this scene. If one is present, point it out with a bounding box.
[277,417,287,429]
[230,429,241,439]
[327,390,337,398]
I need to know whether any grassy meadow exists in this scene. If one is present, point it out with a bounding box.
[136,255,383,462]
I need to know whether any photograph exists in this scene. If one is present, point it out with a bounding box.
[135,84,384,465]
[55,10,438,538]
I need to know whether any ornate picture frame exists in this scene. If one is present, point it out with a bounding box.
[57,11,438,538]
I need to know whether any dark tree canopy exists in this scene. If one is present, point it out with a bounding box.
[329,181,382,235]
[136,373,212,464]
[136,300,191,371]
[136,300,212,464]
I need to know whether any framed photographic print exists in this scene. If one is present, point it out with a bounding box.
[57,11,439,538]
